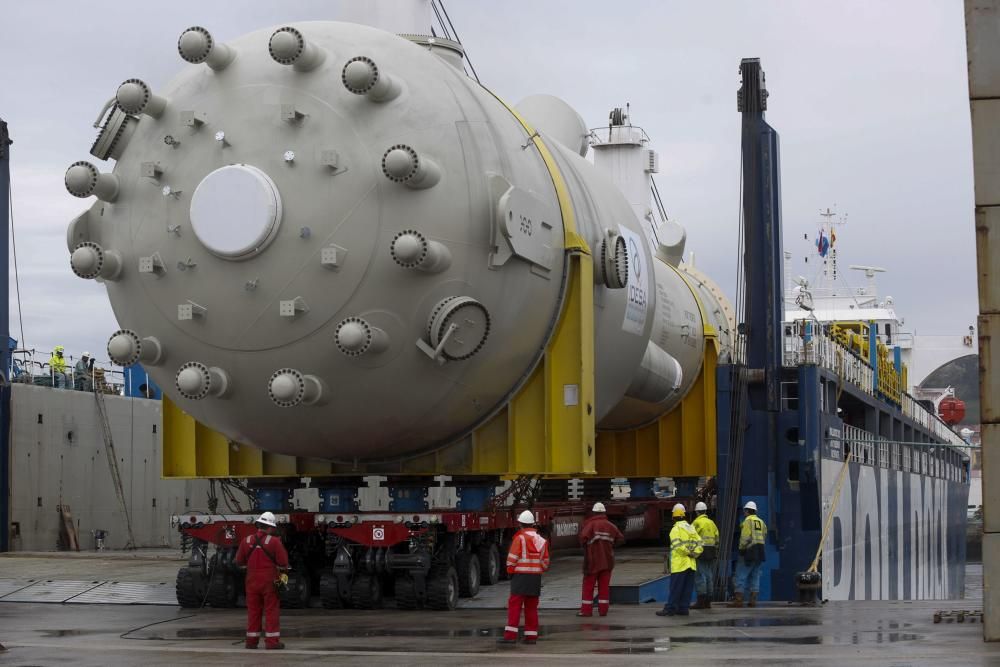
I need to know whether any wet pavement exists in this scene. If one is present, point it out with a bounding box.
[0,557,995,665]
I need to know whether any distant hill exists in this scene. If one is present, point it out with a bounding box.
[918,354,980,425]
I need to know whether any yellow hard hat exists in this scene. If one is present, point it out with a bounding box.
[672,503,686,517]
[54,345,64,352]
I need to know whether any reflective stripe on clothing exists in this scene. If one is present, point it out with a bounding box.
[692,515,720,547]
[739,514,767,549]
[505,625,519,633]
[524,631,538,637]
[246,632,260,637]
[265,632,280,637]
[506,528,550,575]
[668,520,703,573]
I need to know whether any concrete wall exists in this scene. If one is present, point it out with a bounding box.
[8,384,208,551]
[966,0,1000,642]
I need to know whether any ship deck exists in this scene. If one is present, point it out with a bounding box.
[0,549,995,665]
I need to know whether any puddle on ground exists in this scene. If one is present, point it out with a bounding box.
[684,617,820,628]
[39,629,94,637]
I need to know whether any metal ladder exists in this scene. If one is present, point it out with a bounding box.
[93,387,137,550]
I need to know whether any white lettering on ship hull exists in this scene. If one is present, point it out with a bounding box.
[821,458,965,601]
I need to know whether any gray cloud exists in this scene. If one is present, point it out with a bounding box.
[0,0,976,369]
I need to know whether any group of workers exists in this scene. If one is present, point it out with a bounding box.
[659,499,767,616]
[238,499,768,650]
[46,346,95,391]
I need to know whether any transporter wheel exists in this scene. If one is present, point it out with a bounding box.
[477,543,500,586]
[455,551,481,598]
[279,571,311,609]
[205,570,239,608]
[427,567,459,611]
[319,571,343,609]
[394,575,419,610]
[498,542,512,581]
[350,573,383,609]
[175,567,206,608]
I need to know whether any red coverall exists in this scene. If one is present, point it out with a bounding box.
[235,529,289,648]
[578,514,625,616]
[504,527,550,642]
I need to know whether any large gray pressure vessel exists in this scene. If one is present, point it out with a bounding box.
[66,21,732,462]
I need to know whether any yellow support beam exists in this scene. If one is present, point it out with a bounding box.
[594,333,719,478]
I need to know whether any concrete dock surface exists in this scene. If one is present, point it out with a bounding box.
[0,549,996,666]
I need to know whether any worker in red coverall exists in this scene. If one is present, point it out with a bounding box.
[501,510,551,645]
[235,511,289,650]
[577,502,625,617]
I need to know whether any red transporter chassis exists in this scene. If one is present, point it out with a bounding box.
[173,497,682,611]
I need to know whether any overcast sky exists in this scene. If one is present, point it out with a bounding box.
[0,0,976,367]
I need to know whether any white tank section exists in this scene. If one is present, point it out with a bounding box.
[66,21,732,462]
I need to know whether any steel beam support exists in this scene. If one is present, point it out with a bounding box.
[965,0,1000,641]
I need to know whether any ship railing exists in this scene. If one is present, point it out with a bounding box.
[783,325,874,394]
[10,347,125,395]
[836,425,964,481]
[785,324,965,449]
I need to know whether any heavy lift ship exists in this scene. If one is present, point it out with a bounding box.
[62,17,732,611]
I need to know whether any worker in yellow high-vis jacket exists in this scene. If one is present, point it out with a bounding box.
[690,502,719,609]
[729,500,767,608]
[656,504,702,617]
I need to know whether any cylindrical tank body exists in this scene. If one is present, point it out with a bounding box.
[67,21,731,462]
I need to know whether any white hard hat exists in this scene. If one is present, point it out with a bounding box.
[82,351,91,358]
[672,503,687,517]
[517,509,535,524]
[744,501,757,511]
[591,502,606,513]
[695,501,708,512]
[256,511,277,527]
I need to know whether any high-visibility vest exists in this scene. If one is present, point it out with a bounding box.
[692,515,719,547]
[739,514,767,550]
[506,528,550,575]
[668,520,702,573]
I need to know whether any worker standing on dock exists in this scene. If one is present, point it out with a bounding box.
[729,501,767,608]
[235,512,289,650]
[502,510,550,645]
[577,502,625,617]
[690,502,719,610]
[657,504,703,617]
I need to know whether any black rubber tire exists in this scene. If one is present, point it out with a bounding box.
[205,571,238,608]
[319,571,343,609]
[279,571,311,609]
[498,542,512,581]
[478,543,501,586]
[426,567,459,611]
[175,567,205,608]
[455,551,481,598]
[394,575,419,610]
[350,573,383,609]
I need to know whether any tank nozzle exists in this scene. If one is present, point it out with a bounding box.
[269,26,326,72]
[268,368,327,407]
[178,26,235,71]
[335,318,389,357]
[390,230,451,273]
[71,242,122,281]
[116,79,167,118]
[342,56,400,102]
[381,145,440,189]
[107,330,164,367]
[65,161,119,202]
[176,362,230,400]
